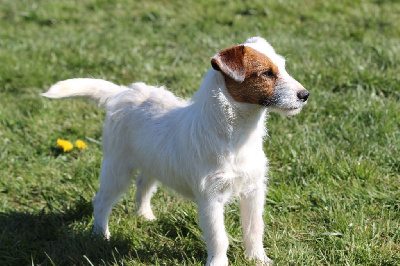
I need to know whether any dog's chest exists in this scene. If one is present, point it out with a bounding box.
[221,139,267,195]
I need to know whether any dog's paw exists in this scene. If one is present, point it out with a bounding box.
[206,255,228,266]
[246,250,273,265]
[259,256,273,266]
[92,226,111,239]
[137,210,157,221]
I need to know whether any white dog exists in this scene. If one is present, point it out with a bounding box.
[42,37,309,265]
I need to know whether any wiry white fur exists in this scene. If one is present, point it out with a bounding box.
[42,37,307,266]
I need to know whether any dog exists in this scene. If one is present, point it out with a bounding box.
[42,37,309,266]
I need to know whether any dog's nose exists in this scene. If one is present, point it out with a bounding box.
[297,90,309,102]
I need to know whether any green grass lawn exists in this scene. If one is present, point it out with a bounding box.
[1,0,399,265]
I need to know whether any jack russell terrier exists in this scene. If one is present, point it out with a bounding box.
[42,37,309,265]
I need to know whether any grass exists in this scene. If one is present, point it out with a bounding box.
[0,0,399,265]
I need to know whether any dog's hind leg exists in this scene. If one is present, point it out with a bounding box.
[92,157,134,238]
[135,172,158,220]
[239,183,273,265]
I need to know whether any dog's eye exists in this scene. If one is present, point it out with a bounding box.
[262,70,274,78]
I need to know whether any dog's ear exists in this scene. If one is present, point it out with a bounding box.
[211,45,245,83]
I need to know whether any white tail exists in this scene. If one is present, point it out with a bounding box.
[41,78,128,106]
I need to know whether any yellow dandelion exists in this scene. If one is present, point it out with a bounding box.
[75,140,88,150]
[57,139,73,152]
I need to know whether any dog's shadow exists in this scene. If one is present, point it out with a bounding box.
[0,197,206,265]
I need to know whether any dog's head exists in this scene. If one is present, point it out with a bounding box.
[211,37,309,116]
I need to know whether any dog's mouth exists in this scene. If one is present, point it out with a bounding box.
[268,106,303,116]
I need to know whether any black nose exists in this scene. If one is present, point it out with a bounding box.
[297,90,310,102]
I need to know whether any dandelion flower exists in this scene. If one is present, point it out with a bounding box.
[57,139,73,152]
[75,140,88,149]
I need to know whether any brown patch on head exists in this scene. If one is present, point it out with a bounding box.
[211,45,279,105]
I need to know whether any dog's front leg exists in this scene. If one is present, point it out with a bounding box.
[197,195,230,266]
[239,183,273,265]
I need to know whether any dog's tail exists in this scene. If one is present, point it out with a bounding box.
[41,78,128,106]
